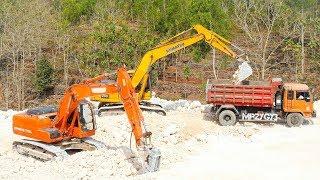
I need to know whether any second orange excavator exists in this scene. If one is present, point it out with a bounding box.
[12,66,161,172]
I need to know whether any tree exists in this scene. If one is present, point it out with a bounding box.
[233,0,298,80]
[182,64,191,79]
[284,0,318,78]
[60,0,97,24]
[0,0,56,109]
[34,57,54,95]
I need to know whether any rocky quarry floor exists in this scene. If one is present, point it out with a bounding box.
[1,99,320,179]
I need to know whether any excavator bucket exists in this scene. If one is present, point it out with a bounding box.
[233,61,253,84]
[146,147,161,172]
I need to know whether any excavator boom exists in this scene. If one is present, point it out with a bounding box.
[132,24,251,87]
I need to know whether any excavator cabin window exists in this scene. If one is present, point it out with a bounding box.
[145,76,151,91]
[78,103,95,132]
[136,76,152,91]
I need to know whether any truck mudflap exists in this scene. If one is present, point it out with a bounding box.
[312,110,317,118]
[215,105,239,115]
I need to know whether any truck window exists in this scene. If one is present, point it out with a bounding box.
[288,90,293,100]
[296,91,310,102]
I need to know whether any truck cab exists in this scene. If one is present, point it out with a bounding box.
[283,83,313,118]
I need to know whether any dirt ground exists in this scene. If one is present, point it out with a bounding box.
[1,107,320,179]
[154,80,206,103]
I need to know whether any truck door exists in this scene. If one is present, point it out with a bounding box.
[283,89,294,111]
[294,91,312,113]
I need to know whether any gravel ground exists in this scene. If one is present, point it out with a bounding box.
[0,100,320,179]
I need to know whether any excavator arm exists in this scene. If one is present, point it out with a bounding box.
[132,24,252,90]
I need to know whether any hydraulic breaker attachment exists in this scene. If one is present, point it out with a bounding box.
[146,147,161,172]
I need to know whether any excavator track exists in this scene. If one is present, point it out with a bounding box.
[13,139,69,161]
[82,137,106,149]
[12,138,106,161]
[98,103,166,117]
[139,105,166,115]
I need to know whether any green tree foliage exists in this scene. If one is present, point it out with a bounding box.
[285,0,317,10]
[78,22,159,77]
[34,57,54,95]
[122,0,232,62]
[127,0,231,37]
[60,0,97,24]
[182,64,191,79]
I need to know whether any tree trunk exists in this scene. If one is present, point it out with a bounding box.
[5,65,9,109]
[212,47,217,79]
[64,48,68,87]
[301,22,305,77]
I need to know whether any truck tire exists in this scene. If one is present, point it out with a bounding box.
[286,113,304,127]
[218,110,237,126]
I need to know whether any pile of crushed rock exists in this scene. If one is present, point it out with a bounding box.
[314,101,320,118]
[149,97,211,112]
[0,109,18,122]
[0,110,211,179]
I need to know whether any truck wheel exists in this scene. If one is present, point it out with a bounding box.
[218,110,237,126]
[286,113,304,127]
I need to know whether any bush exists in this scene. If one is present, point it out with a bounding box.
[182,64,192,79]
[61,0,97,24]
[34,57,54,95]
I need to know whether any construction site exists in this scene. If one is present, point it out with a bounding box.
[1,0,320,179]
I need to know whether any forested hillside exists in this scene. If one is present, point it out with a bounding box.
[0,0,319,110]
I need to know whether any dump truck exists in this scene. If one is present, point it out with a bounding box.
[206,78,314,127]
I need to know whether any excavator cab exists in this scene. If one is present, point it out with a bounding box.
[68,100,97,139]
[136,75,152,100]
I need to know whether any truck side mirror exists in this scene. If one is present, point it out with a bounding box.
[305,97,310,102]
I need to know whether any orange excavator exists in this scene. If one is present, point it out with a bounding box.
[12,67,161,172]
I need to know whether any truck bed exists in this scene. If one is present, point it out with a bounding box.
[206,79,276,108]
